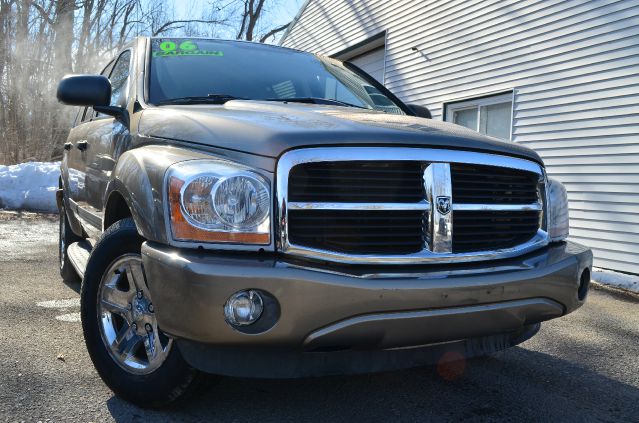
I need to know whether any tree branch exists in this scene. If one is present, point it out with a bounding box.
[29,1,55,26]
[236,0,249,39]
[153,19,224,36]
[259,21,290,43]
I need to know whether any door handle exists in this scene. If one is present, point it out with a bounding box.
[77,140,88,151]
[63,142,73,151]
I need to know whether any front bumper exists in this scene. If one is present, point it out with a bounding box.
[142,241,592,376]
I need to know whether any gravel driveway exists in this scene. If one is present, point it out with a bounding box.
[0,212,637,422]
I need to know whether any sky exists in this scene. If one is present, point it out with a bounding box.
[173,0,305,43]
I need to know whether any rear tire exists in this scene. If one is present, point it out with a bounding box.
[59,201,82,283]
[81,218,204,408]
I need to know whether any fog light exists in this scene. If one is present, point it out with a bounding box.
[224,290,263,326]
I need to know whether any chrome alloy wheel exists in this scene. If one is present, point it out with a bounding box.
[97,254,172,374]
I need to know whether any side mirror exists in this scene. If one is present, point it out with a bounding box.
[57,74,128,124]
[407,104,432,119]
[57,74,111,107]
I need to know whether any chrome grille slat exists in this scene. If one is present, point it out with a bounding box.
[452,203,541,211]
[287,202,431,211]
[276,148,550,265]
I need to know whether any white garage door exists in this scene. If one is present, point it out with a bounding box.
[350,47,385,83]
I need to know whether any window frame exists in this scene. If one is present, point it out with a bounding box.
[106,49,133,109]
[444,92,514,141]
[88,49,132,121]
[80,59,116,123]
[143,38,413,115]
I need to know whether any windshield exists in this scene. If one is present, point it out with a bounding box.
[148,38,405,114]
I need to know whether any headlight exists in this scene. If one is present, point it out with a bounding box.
[167,160,270,244]
[546,178,569,242]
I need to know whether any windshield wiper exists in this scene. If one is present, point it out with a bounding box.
[155,94,246,106]
[264,97,368,110]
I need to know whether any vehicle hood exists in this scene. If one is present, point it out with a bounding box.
[138,101,542,164]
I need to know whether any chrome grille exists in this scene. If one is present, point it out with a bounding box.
[277,148,549,265]
[450,163,542,253]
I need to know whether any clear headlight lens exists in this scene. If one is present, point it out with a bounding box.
[167,160,270,245]
[546,178,569,242]
[213,176,270,227]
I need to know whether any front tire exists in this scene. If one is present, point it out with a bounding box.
[81,218,204,407]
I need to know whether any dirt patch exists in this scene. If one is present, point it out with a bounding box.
[0,212,58,262]
[0,210,58,222]
[591,281,639,303]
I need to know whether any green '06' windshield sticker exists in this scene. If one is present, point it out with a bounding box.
[153,40,224,58]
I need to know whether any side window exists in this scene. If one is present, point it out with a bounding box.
[108,50,132,107]
[82,60,114,122]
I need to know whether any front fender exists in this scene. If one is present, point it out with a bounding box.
[104,144,225,243]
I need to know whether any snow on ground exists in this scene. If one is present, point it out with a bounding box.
[0,162,60,213]
[592,267,639,294]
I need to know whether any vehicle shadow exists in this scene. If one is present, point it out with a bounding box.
[105,344,639,422]
[61,277,81,295]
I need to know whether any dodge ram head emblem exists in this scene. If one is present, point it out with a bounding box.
[436,196,451,215]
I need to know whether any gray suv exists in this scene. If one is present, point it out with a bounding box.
[56,37,592,407]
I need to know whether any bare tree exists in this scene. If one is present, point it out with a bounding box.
[52,0,75,77]
[0,0,285,164]
[235,0,289,43]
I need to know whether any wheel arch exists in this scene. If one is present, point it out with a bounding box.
[103,189,134,231]
[104,143,236,244]
[103,146,176,244]
[103,174,161,241]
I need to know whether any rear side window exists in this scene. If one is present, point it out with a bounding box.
[109,50,131,107]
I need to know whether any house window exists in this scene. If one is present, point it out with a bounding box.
[445,93,513,141]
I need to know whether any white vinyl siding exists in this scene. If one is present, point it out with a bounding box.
[282,0,639,274]
[350,47,386,83]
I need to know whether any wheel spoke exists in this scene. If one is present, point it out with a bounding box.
[101,284,131,317]
[101,300,130,317]
[116,329,143,361]
[143,330,162,361]
[125,261,148,296]
[102,283,130,307]
[112,323,134,350]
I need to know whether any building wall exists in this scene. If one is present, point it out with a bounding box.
[281,0,639,274]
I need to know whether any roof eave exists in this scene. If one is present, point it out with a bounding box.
[278,0,313,46]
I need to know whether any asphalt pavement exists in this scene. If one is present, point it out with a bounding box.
[0,211,638,422]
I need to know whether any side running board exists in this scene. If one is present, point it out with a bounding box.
[67,241,92,279]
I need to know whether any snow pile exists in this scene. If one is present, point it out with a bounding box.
[592,267,639,294]
[0,162,60,213]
